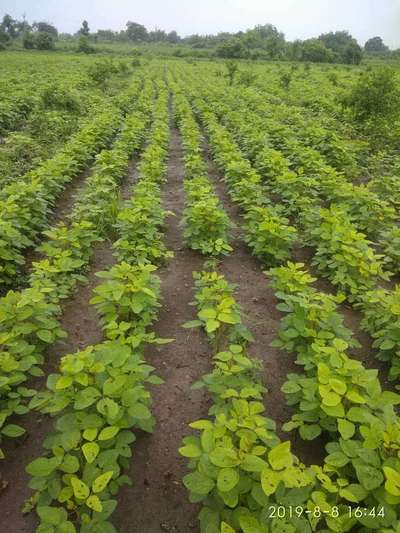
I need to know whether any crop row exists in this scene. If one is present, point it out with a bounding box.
[0,77,144,289]
[0,78,156,459]
[269,262,400,531]
[181,269,319,533]
[179,73,400,384]
[192,73,400,272]
[170,74,400,531]
[24,80,171,532]
[171,81,233,257]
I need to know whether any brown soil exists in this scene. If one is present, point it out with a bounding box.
[0,157,140,532]
[113,122,210,533]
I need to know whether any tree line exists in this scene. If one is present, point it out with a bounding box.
[0,13,397,64]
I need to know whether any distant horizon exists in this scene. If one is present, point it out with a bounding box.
[1,0,399,49]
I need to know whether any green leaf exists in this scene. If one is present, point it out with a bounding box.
[198,308,217,320]
[209,447,239,468]
[179,444,202,458]
[346,390,366,404]
[189,420,213,430]
[60,454,80,474]
[26,457,59,477]
[205,318,220,333]
[299,424,321,440]
[268,441,292,471]
[239,514,264,533]
[221,522,236,533]
[261,468,280,496]
[325,452,350,468]
[339,483,368,503]
[217,468,239,492]
[355,464,383,491]
[98,426,119,441]
[82,442,100,464]
[92,471,114,493]
[37,506,66,525]
[384,466,400,496]
[1,424,25,437]
[182,320,202,329]
[37,330,53,343]
[86,494,103,512]
[337,419,355,440]
[56,376,73,390]
[71,477,90,500]
[321,391,341,407]
[83,428,98,441]
[241,454,268,472]
[183,471,215,495]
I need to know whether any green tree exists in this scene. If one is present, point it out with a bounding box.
[341,67,400,146]
[216,38,248,58]
[0,29,10,50]
[224,60,239,85]
[33,21,58,36]
[318,30,362,63]
[1,14,17,38]
[22,32,36,49]
[77,36,95,53]
[36,32,55,50]
[126,21,147,41]
[300,39,335,62]
[79,20,90,37]
[166,30,180,43]
[365,36,389,53]
[344,41,363,64]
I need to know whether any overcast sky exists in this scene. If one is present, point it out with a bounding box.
[1,0,399,48]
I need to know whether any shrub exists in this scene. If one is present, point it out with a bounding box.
[342,67,400,125]
[77,36,95,54]
[22,32,36,49]
[35,32,55,50]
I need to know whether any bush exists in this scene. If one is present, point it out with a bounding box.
[40,84,81,113]
[77,36,95,54]
[23,32,36,49]
[36,32,55,50]
[216,38,248,59]
[342,67,400,125]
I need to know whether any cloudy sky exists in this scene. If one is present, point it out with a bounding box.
[1,0,399,48]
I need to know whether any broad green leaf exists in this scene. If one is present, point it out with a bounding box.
[98,426,119,441]
[71,477,90,500]
[183,471,215,495]
[1,424,25,437]
[37,506,66,525]
[217,468,239,492]
[337,419,355,440]
[179,444,202,458]
[261,468,280,495]
[209,447,239,468]
[92,471,114,493]
[221,522,236,533]
[268,441,292,471]
[26,457,59,477]
[86,494,103,512]
[82,442,100,463]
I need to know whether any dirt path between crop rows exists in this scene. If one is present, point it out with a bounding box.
[0,158,140,533]
[113,118,211,533]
